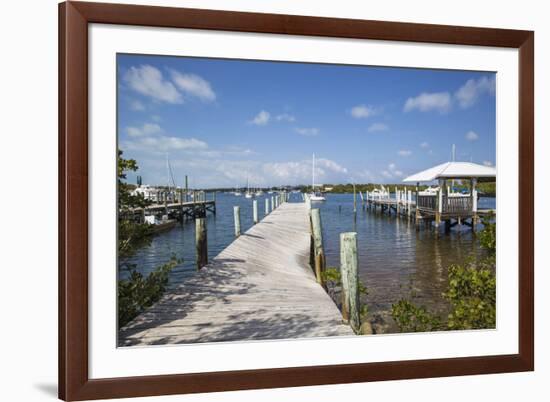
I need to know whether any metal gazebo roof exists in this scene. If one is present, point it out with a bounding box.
[402,161,496,183]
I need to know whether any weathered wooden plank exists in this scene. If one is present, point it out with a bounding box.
[119,202,352,345]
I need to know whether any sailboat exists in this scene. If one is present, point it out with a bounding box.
[245,175,253,198]
[309,153,326,202]
[234,186,242,196]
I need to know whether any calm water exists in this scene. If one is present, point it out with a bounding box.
[119,192,495,330]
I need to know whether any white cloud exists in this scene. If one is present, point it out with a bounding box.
[129,99,145,111]
[295,127,319,136]
[381,163,404,180]
[455,76,496,109]
[125,152,350,188]
[125,123,163,137]
[123,135,208,153]
[465,130,479,141]
[315,158,348,174]
[420,142,429,149]
[249,110,270,126]
[350,104,378,119]
[483,160,493,166]
[398,149,412,156]
[368,123,389,133]
[403,92,451,113]
[123,65,182,104]
[151,115,162,122]
[170,70,216,102]
[276,113,296,122]
[262,157,347,183]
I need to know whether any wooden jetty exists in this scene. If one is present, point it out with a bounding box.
[119,202,353,346]
[363,188,495,232]
[126,199,216,222]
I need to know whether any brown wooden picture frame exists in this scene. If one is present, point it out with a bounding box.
[59,1,534,400]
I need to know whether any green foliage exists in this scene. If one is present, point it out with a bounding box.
[299,183,426,194]
[118,256,180,328]
[392,218,496,333]
[444,263,496,330]
[117,150,178,329]
[321,267,342,285]
[391,300,443,332]
[118,149,151,213]
[478,212,496,255]
[118,219,154,257]
[118,149,153,256]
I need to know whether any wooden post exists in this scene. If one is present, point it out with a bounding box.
[164,192,168,215]
[195,218,207,270]
[253,199,258,224]
[471,178,478,231]
[233,206,241,237]
[310,208,325,285]
[353,184,357,213]
[265,198,269,215]
[271,196,275,211]
[340,232,360,332]
[184,175,189,202]
[434,180,443,228]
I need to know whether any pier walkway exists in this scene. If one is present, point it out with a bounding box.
[119,202,353,346]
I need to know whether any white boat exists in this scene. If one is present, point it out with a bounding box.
[419,186,439,196]
[244,175,253,198]
[309,153,326,202]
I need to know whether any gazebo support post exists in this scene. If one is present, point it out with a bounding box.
[435,179,443,229]
[471,178,478,232]
[415,182,420,230]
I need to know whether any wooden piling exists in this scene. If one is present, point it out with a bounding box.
[340,232,361,332]
[233,206,241,237]
[353,184,357,213]
[253,199,258,224]
[310,208,325,285]
[265,198,269,215]
[271,196,275,211]
[195,218,208,270]
[184,175,189,202]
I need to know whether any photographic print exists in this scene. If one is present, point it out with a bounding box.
[116,54,497,347]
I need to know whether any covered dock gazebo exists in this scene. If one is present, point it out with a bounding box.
[403,161,496,229]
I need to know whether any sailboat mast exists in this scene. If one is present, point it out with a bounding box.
[312,153,315,191]
[165,153,170,192]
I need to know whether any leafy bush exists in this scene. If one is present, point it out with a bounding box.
[392,216,496,333]
[391,300,442,332]
[118,256,180,328]
[445,262,496,330]
[478,212,496,255]
[118,149,154,257]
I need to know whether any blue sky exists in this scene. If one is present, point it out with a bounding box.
[117,54,496,188]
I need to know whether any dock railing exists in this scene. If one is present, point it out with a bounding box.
[417,194,472,215]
